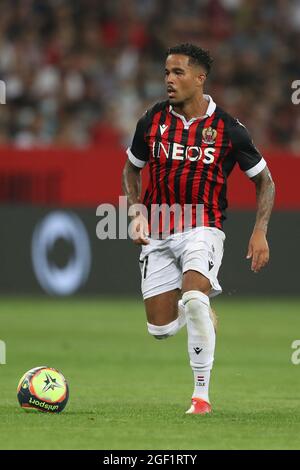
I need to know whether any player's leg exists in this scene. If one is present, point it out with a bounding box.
[182,270,215,413]
[140,239,186,339]
[145,289,186,339]
[178,228,225,414]
[182,280,218,334]
[209,306,218,331]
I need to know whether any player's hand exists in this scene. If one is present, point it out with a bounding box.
[246,229,269,273]
[130,214,150,245]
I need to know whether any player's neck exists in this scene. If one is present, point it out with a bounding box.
[172,94,208,122]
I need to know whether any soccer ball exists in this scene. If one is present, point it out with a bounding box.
[17,366,69,413]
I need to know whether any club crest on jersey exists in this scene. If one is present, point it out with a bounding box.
[202,127,217,145]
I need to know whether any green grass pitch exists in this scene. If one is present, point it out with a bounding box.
[0,296,300,450]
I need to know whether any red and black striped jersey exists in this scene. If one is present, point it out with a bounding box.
[126,95,266,234]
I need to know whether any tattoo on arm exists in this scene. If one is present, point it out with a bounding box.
[251,166,275,233]
[122,160,142,207]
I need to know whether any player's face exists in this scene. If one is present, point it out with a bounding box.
[165,54,205,105]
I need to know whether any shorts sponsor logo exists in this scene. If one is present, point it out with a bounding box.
[208,260,214,271]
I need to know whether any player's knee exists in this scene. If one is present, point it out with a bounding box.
[182,290,210,324]
[182,290,217,332]
[147,320,177,340]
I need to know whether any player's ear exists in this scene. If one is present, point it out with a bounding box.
[197,72,206,86]
[195,65,206,87]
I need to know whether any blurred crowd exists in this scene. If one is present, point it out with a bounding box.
[0,0,299,152]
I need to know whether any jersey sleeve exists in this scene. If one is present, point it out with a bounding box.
[229,119,266,178]
[126,112,150,169]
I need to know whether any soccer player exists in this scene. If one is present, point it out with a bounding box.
[122,44,275,414]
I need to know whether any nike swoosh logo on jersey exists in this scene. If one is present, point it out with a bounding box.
[160,124,168,135]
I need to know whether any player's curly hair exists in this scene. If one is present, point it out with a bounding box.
[166,43,213,75]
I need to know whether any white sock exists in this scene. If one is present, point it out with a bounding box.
[177,299,186,330]
[192,370,211,401]
[182,290,215,403]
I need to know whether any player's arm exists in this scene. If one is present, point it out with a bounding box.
[122,160,149,245]
[122,159,143,207]
[230,120,275,272]
[248,166,275,272]
[122,113,150,245]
